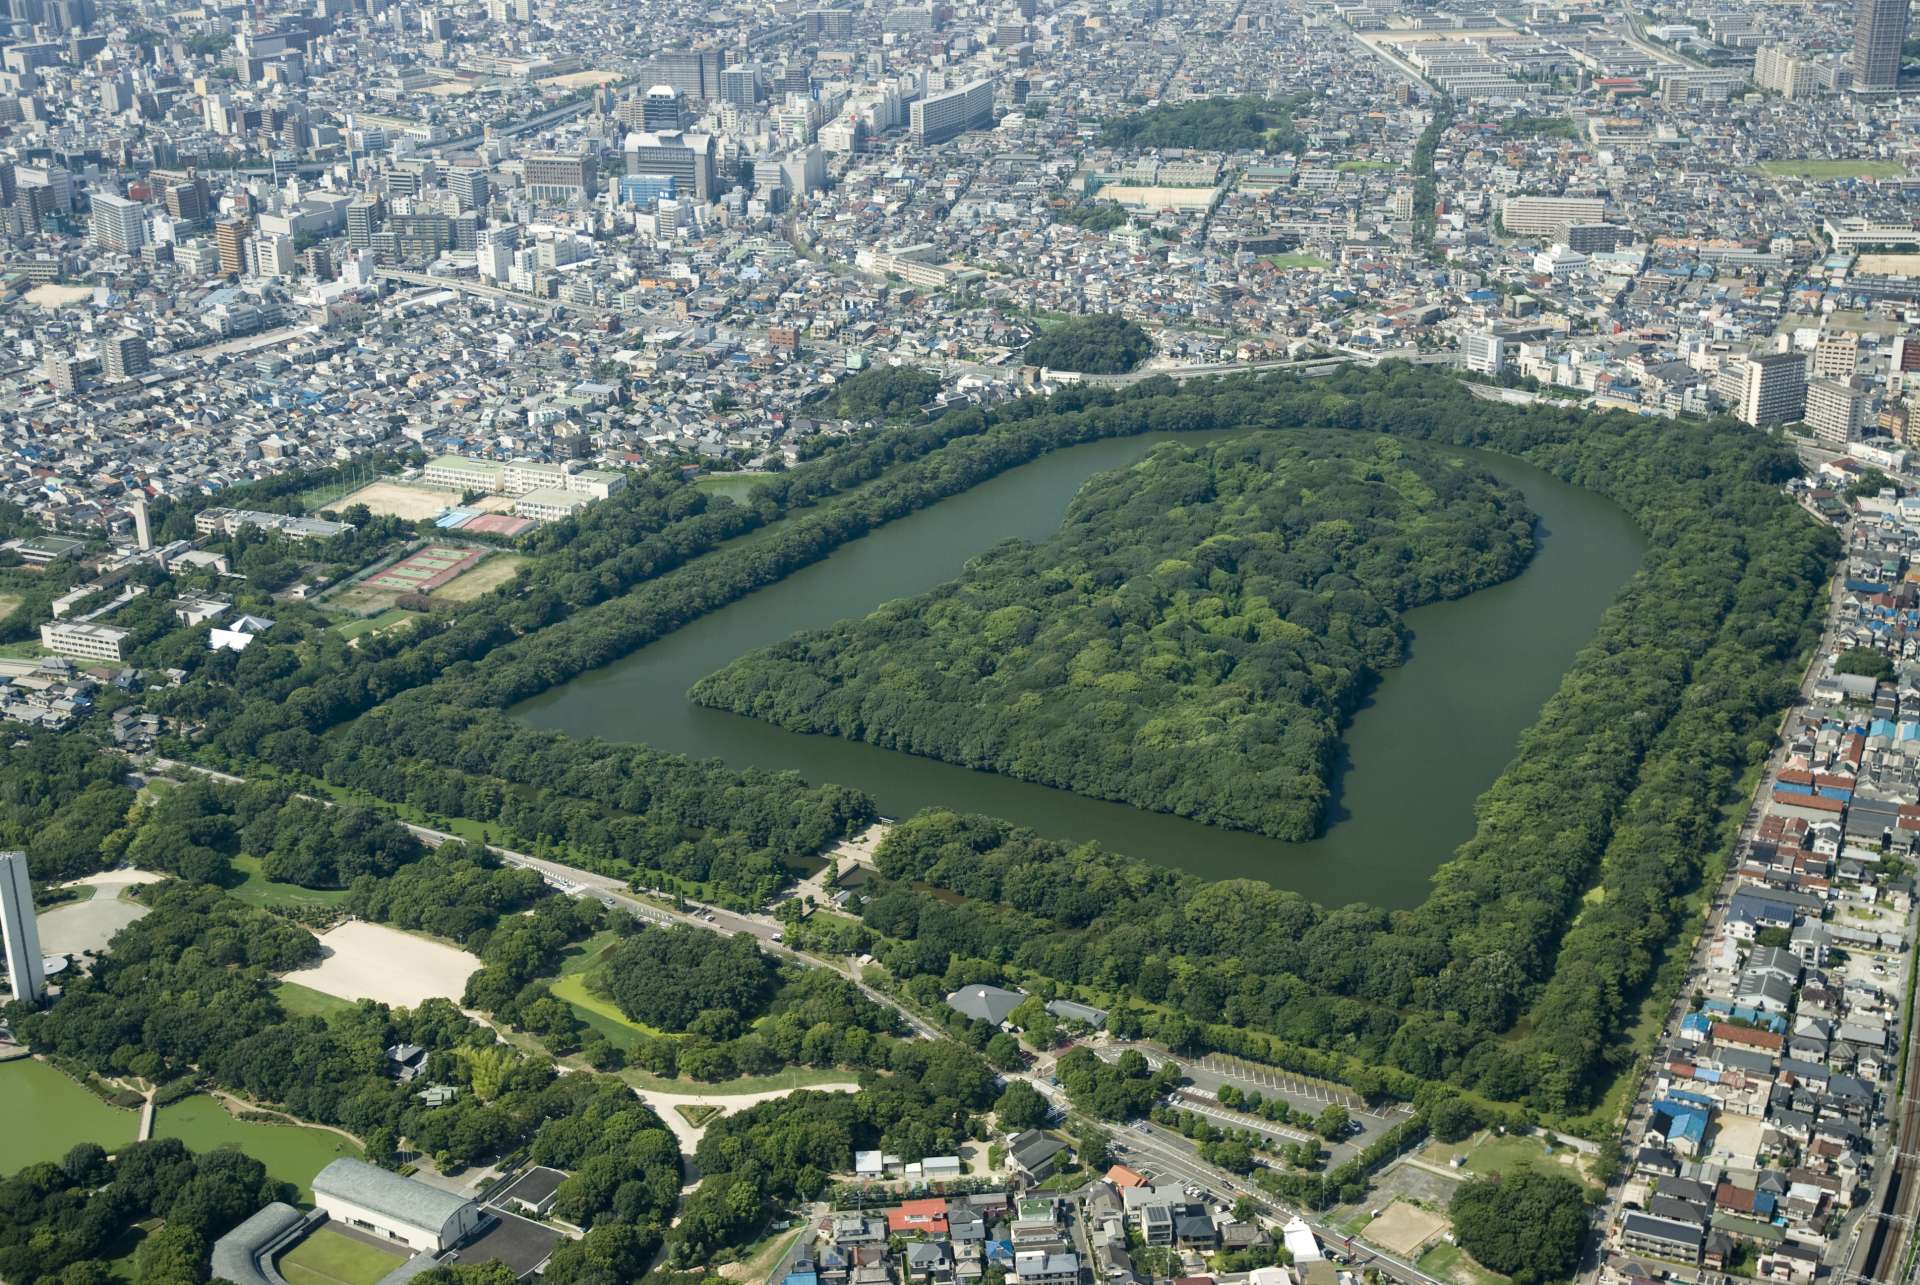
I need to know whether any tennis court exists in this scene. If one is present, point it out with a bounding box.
[363,545,487,594]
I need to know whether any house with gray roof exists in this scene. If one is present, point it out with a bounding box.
[946,984,1024,1026]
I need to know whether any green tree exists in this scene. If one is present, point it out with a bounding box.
[1449,1171,1589,1283]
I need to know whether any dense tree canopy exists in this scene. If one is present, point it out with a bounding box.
[824,365,942,422]
[1021,313,1154,374]
[695,435,1535,839]
[1100,93,1310,152]
[592,926,780,1033]
[1449,1171,1590,1283]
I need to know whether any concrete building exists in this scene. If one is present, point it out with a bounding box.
[1738,350,1808,427]
[0,850,45,1004]
[641,84,685,131]
[101,332,149,381]
[1852,0,1910,91]
[524,154,596,203]
[1807,376,1869,445]
[1464,329,1506,376]
[311,1159,486,1253]
[1500,194,1606,237]
[910,78,995,144]
[90,192,146,253]
[623,131,717,203]
[40,620,129,661]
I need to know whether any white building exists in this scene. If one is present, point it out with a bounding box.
[1501,195,1606,238]
[0,850,45,1004]
[311,1159,486,1253]
[40,621,128,662]
[1464,330,1507,376]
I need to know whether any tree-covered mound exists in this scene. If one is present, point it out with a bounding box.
[1023,313,1154,374]
[824,364,942,422]
[691,434,1536,840]
[1100,93,1310,152]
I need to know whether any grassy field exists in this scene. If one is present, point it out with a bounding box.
[276,980,358,1020]
[276,1226,409,1285]
[156,1096,361,1202]
[1263,252,1330,269]
[0,591,24,623]
[332,608,421,641]
[229,855,353,911]
[0,640,48,659]
[1430,1130,1594,1187]
[694,474,773,504]
[1754,159,1905,180]
[435,554,528,603]
[0,1059,138,1175]
[618,1063,862,1096]
[675,1104,723,1128]
[1337,159,1395,171]
[1419,1241,1504,1285]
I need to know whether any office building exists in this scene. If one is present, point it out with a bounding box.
[641,84,685,130]
[1738,350,1808,427]
[214,216,250,275]
[524,154,596,203]
[623,131,717,202]
[0,851,44,1005]
[618,173,677,207]
[1807,376,1869,445]
[1499,194,1606,237]
[447,168,490,211]
[719,65,759,106]
[102,331,148,380]
[910,77,995,144]
[635,50,723,101]
[1852,0,1909,91]
[90,192,146,253]
[1464,330,1506,376]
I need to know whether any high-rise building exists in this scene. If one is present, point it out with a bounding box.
[636,51,723,101]
[719,65,759,107]
[0,850,45,1006]
[129,494,151,550]
[102,331,149,380]
[910,78,995,144]
[1814,333,1860,379]
[346,197,381,247]
[448,168,490,212]
[90,191,147,253]
[1852,0,1910,91]
[257,232,297,277]
[1463,330,1506,376]
[214,216,250,275]
[623,131,717,202]
[524,154,596,203]
[1807,376,1869,444]
[1498,194,1606,237]
[1737,350,1808,427]
[642,85,686,131]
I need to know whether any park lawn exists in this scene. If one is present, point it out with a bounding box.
[1448,1130,1594,1186]
[1263,252,1329,269]
[551,970,667,1049]
[229,855,354,911]
[0,639,48,659]
[333,608,421,641]
[724,1223,804,1275]
[693,474,771,505]
[156,1096,362,1203]
[1754,159,1905,180]
[617,1063,860,1096]
[276,980,358,1020]
[104,1218,162,1282]
[276,1226,409,1285]
[675,1104,724,1128]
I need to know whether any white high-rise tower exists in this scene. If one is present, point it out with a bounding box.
[0,851,45,1005]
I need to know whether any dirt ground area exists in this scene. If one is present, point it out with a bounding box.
[338,481,458,521]
[25,284,93,308]
[1368,1200,1448,1257]
[539,69,624,88]
[1098,184,1218,209]
[281,921,480,1009]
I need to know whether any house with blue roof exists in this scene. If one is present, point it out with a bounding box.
[1650,1097,1711,1156]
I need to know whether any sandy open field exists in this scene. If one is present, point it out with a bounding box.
[539,69,624,89]
[338,481,457,522]
[1099,184,1218,210]
[25,284,93,308]
[1857,254,1920,277]
[1368,1199,1448,1256]
[420,80,480,97]
[281,921,481,1010]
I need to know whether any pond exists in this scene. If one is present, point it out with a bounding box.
[517,431,1645,908]
[0,1058,138,1174]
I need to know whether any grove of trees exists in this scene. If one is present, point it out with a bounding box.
[1021,313,1154,374]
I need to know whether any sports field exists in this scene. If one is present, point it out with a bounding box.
[434,553,527,603]
[276,1226,409,1285]
[1367,1199,1447,1256]
[1754,159,1905,180]
[363,545,486,594]
[337,481,459,522]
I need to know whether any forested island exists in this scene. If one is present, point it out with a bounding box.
[1021,312,1155,373]
[691,435,1537,839]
